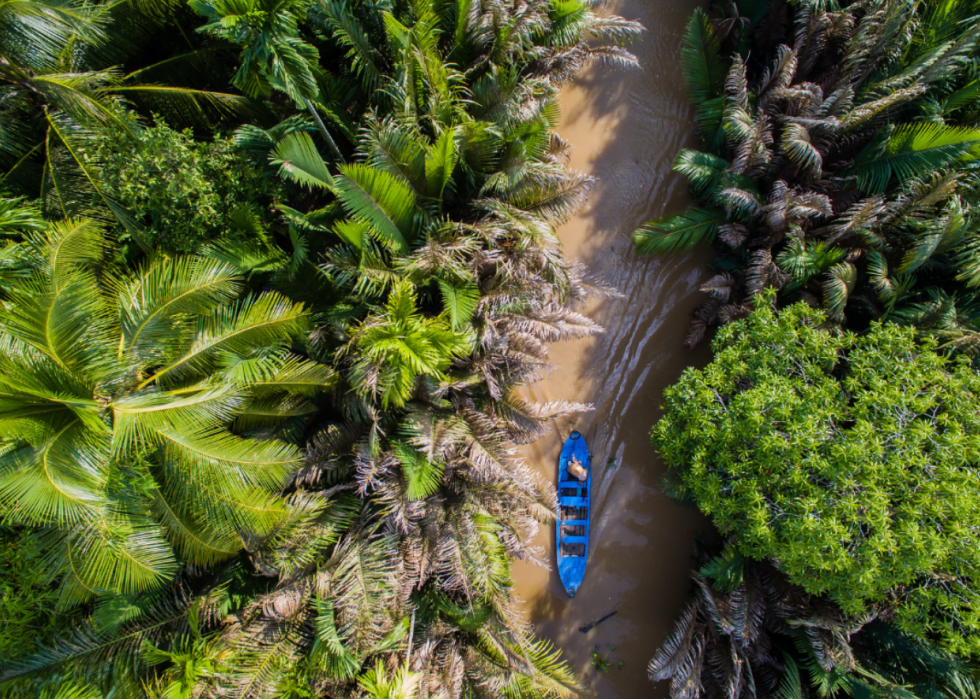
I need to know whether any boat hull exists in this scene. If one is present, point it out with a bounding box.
[556,430,590,597]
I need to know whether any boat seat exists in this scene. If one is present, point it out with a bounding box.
[561,506,588,520]
[560,519,588,526]
[559,481,587,489]
[559,496,589,507]
[562,535,588,544]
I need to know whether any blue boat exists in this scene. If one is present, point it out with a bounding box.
[556,430,590,597]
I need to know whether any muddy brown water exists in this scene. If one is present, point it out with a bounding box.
[510,1,717,696]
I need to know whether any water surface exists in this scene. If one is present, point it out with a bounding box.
[511,1,715,696]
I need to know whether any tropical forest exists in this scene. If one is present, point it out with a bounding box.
[1,0,979,697]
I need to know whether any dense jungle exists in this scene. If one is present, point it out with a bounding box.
[1,0,980,698]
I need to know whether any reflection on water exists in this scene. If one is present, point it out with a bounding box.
[510,1,716,696]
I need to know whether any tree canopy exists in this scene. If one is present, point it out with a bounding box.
[655,293,980,654]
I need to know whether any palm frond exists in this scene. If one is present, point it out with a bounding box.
[851,124,980,193]
[633,208,726,255]
[681,8,727,142]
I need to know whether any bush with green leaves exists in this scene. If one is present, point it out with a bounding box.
[654,293,980,655]
[0,528,64,660]
[92,123,280,253]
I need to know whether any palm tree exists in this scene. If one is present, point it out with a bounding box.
[344,281,474,410]
[189,0,347,162]
[0,0,259,246]
[0,217,332,607]
[650,551,866,699]
[632,0,980,356]
[651,541,980,699]
[0,1,641,696]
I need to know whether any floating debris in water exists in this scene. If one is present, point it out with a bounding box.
[579,610,617,633]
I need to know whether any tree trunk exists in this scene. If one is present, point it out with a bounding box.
[303,98,345,164]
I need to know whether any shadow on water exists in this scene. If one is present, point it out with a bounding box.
[509,1,720,697]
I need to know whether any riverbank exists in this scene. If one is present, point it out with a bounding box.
[510,0,715,696]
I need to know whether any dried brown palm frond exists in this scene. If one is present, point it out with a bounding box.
[700,273,738,301]
[685,299,722,348]
[492,393,592,444]
[651,555,873,699]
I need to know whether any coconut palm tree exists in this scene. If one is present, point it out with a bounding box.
[0,1,641,696]
[0,216,334,608]
[632,0,980,355]
[189,0,347,162]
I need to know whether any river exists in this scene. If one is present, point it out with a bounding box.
[510,0,716,696]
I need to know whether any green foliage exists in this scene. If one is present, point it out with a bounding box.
[633,0,980,357]
[348,282,473,409]
[0,527,64,659]
[0,220,316,607]
[680,9,726,145]
[92,123,280,254]
[632,207,725,254]
[654,295,980,654]
[0,0,644,696]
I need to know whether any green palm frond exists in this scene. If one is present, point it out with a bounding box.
[393,441,444,500]
[316,0,385,93]
[349,281,473,408]
[149,488,241,565]
[37,510,178,606]
[851,124,980,193]
[110,385,242,455]
[898,213,962,274]
[438,280,479,330]
[0,420,105,525]
[109,85,260,129]
[0,269,114,379]
[119,256,242,355]
[33,217,104,285]
[247,355,338,396]
[681,8,726,143]
[32,73,134,136]
[632,208,726,255]
[943,79,980,115]
[1,584,215,689]
[271,131,336,192]
[137,292,307,388]
[335,164,418,254]
[776,238,845,288]
[823,261,857,321]
[0,0,102,72]
[672,149,732,197]
[0,195,46,236]
[425,128,459,202]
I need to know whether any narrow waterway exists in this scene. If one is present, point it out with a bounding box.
[510,1,715,696]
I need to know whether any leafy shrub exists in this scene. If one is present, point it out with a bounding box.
[654,292,980,654]
[0,528,63,659]
[95,121,279,253]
